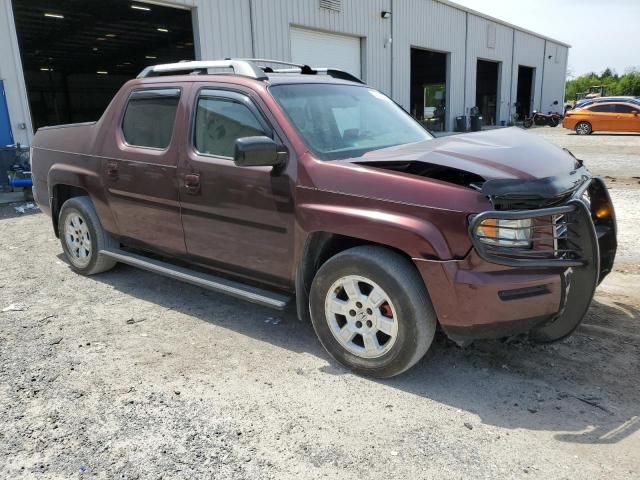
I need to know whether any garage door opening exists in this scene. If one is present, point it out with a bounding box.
[516,65,535,120]
[290,27,362,79]
[410,48,448,131]
[12,0,195,130]
[475,59,500,126]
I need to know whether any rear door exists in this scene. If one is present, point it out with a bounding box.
[178,86,295,287]
[611,103,640,132]
[100,86,187,255]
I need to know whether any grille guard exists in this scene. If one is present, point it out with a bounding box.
[469,176,617,283]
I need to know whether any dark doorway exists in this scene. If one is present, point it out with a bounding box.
[12,0,195,130]
[475,59,500,126]
[516,66,535,120]
[410,48,448,131]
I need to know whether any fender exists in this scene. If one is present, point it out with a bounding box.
[47,161,119,236]
[296,202,457,261]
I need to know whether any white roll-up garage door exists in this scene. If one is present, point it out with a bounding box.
[290,27,362,79]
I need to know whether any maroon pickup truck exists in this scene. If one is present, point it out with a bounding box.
[31,59,617,377]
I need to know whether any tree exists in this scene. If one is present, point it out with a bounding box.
[565,68,640,100]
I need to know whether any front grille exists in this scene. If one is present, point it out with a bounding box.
[553,213,568,256]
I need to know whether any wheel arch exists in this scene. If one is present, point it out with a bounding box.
[48,164,118,238]
[50,184,91,237]
[295,231,426,322]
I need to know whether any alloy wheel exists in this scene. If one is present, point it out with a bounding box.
[324,275,399,359]
[576,122,591,135]
[64,212,92,267]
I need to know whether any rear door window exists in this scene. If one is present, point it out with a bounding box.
[194,94,268,158]
[612,104,636,113]
[122,88,180,149]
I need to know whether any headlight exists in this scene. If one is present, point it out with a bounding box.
[475,218,532,247]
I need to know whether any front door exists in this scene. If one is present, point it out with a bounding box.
[178,87,295,287]
[100,87,186,255]
[612,103,640,132]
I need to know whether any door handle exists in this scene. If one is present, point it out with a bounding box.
[184,173,201,194]
[106,161,118,179]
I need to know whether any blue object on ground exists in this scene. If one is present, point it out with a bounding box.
[9,177,32,188]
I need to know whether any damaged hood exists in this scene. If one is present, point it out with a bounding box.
[350,127,579,181]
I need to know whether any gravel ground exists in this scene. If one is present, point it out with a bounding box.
[1,127,639,479]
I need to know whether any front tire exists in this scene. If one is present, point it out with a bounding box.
[309,246,437,378]
[523,118,533,128]
[58,196,118,275]
[575,121,592,135]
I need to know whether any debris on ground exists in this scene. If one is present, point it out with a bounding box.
[2,303,26,313]
[13,202,38,214]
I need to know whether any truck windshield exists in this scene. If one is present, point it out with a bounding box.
[270,83,433,160]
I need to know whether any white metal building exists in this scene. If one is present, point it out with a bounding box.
[0,0,569,146]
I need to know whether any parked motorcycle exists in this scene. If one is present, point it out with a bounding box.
[523,101,562,128]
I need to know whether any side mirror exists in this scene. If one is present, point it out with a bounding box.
[234,136,283,168]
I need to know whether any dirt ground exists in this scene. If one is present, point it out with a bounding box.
[1,127,639,479]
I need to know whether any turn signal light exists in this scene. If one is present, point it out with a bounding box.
[595,206,610,219]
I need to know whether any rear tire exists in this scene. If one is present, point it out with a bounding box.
[58,196,118,275]
[575,121,592,135]
[309,246,437,378]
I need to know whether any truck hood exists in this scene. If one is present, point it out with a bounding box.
[350,127,579,181]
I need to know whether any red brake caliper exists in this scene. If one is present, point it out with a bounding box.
[380,303,393,318]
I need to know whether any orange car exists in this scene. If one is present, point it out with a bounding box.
[563,101,640,135]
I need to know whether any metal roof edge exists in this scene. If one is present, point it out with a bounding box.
[434,0,572,48]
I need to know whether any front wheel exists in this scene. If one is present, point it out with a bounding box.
[309,246,437,378]
[575,121,592,135]
[523,118,533,128]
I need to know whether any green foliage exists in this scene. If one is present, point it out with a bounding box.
[565,68,640,100]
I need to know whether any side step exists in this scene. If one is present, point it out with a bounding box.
[99,249,291,310]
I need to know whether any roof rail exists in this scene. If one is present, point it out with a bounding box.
[136,58,365,84]
[137,60,268,80]
[230,58,364,84]
[269,67,364,84]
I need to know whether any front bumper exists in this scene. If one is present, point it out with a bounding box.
[415,175,617,342]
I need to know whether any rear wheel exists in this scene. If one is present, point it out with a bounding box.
[309,246,437,378]
[575,121,592,135]
[58,196,118,275]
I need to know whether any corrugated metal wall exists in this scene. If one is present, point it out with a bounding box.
[541,41,569,113]
[392,0,466,130]
[160,0,253,59]
[0,0,569,145]
[0,0,32,145]
[250,0,392,94]
[511,31,545,116]
[464,14,514,123]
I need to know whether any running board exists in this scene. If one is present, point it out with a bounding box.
[99,249,291,310]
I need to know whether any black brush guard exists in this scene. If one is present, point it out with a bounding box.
[469,175,617,342]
